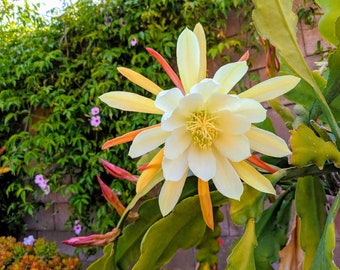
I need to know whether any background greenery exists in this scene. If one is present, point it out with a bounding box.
[0,0,254,237]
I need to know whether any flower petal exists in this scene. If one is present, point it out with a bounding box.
[234,98,266,123]
[231,161,276,194]
[214,134,250,162]
[164,127,191,159]
[117,67,162,95]
[193,23,207,82]
[238,75,300,102]
[99,92,163,114]
[159,171,187,216]
[129,126,169,158]
[102,124,161,149]
[177,28,200,93]
[162,151,189,181]
[213,153,243,200]
[246,126,291,157]
[155,88,184,115]
[216,111,251,135]
[198,178,214,230]
[136,149,164,193]
[190,79,221,100]
[188,146,216,181]
[206,93,239,112]
[213,61,248,93]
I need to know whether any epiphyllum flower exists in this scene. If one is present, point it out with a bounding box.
[100,24,300,229]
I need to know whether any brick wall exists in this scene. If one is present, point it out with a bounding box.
[24,3,340,269]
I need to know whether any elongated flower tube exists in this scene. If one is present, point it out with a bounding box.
[100,23,300,229]
[62,228,120,248]
[100,158,138,183]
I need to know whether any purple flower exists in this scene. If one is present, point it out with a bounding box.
[73,220,82,235]
[119,17,126,26]
[90,115,101,127]
[23,235,35,246]
[42,185,50,195]
[34,174,44,185]
[91,107,100,115]
[130,37,137,47]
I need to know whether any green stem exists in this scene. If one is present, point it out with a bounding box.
[275,163,339,182]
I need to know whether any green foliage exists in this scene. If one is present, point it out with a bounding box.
[0,0,252,236]
[0,236,82,269]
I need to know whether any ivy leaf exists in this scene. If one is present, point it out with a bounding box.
[229,183,267,226]
[310,192,340,270]
[226,218,257,270]
[295,176,327,270]
[290,124,340,169]
[278,215,304,270]
[132,192,227,270]
[315,0,340,46]
[252,0,316,90]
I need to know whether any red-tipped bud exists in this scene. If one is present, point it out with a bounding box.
[247,154,277,174]
[100,158,138,184]
[62,228,120,248]
[238,50,249,62]
[97,176,139,220]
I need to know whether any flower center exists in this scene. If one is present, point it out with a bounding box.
[186,110,219,150]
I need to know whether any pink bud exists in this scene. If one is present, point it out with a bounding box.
[62,228,121,248]
[100,159,138,183]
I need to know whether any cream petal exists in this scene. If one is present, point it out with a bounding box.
[164,127,192,159]
[213,153,243,200]
[231,161,276,194]
[246,126,291,157]
[161,93,203,131]
[129,126,169,158]
[194,23,207,82]
[238,75,300,102]
[206,93,239,113]
[177,28,200,93]
[155,88,184,114]
[190,79,221,100]
[158,171,187,216]
[214,134,250,162]
[213,61,248,93]
[216,111,251,135]
[99,92,163,114]
[162,151,189,181]
[235,98,266,123]
[117,67,162,95]
[188,145,216,181]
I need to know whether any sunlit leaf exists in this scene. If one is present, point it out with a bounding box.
[295,176,327,270]
[226,218,257,270]
[88,243,115,270]
[252,0,316,89]
[132,192,227,270]
[290,124,340,169]
[315,0,340,46]
[229,183,266,226]
[310,192,340,270]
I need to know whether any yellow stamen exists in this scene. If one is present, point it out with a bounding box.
[186,110,219,150]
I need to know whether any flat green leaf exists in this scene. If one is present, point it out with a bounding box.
[254,191,294,269]
[295,176,327,270]
[116,198,163,269]
[88,243,115,270]
[310,192,340,270]
[290,124,340,169]
[229,184,266,226]
[252,0,316,89]
[132,192,227,270]
[226,218,257,270]
[315,0,340,46]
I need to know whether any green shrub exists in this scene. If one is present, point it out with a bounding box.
[0,236,81,269]
[0,0,253,236]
